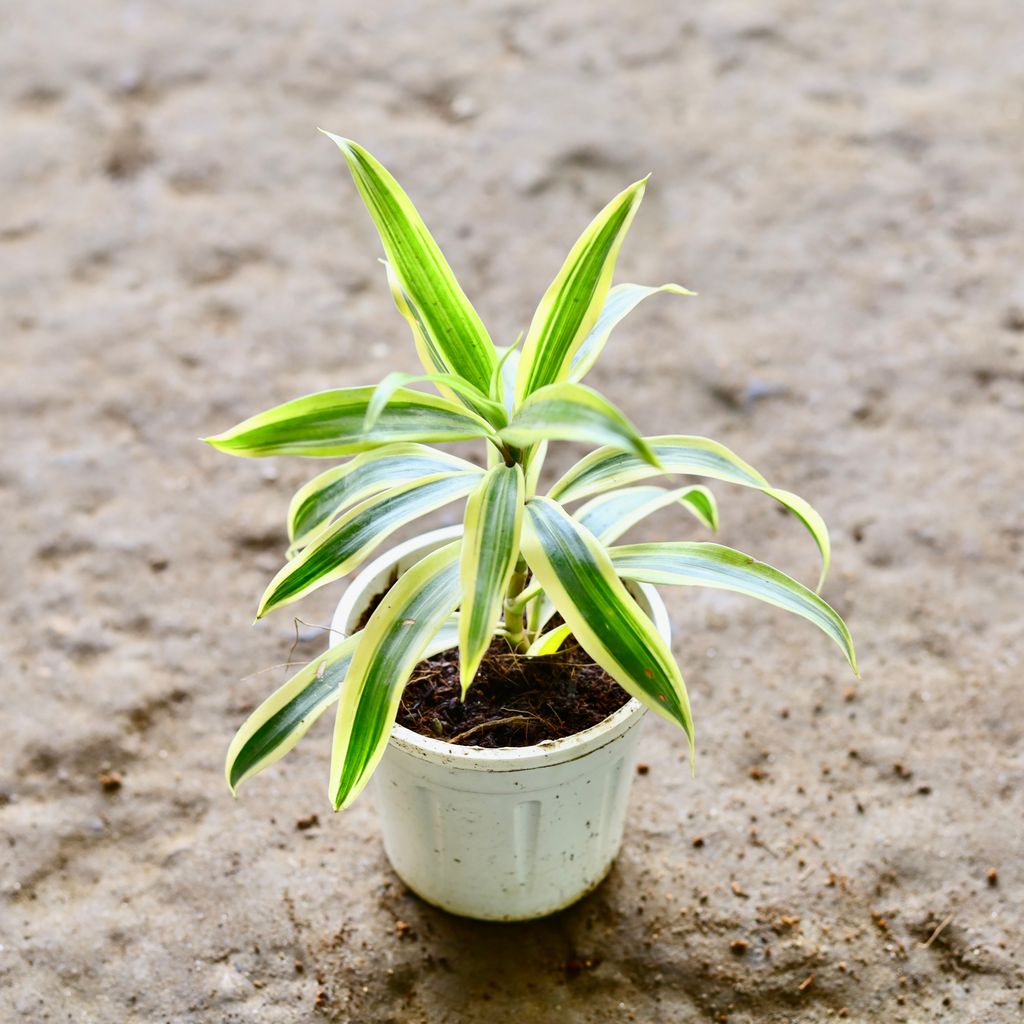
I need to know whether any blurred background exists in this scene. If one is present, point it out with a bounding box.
[1,2,1022,1021]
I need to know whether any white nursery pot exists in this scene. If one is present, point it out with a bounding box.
[330,526,671,922]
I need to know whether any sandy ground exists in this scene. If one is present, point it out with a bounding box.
[2,2,1023,1021]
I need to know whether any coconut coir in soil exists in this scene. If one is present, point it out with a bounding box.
[357,593,630,747]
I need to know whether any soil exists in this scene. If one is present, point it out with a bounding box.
[398,638,630,747]
[2,3,1023,1023]
[356,590,631,747]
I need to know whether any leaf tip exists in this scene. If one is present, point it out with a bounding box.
[318,127,349,149]
[224,762,239,796]
[458,656,479,701]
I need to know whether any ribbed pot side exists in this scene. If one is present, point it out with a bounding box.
[330,526,671,922]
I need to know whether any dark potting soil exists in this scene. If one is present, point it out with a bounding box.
[398,637,631,747]
[357,590,630,747]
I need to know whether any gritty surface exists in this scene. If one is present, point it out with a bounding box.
[1,3,1023,1022]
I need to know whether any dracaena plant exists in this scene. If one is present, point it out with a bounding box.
[206,134,858,811]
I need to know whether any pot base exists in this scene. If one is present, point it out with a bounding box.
[386,848,619,922]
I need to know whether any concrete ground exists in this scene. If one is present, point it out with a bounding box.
[1,2,1022,1021]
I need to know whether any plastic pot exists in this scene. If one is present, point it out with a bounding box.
[330,526,670,921]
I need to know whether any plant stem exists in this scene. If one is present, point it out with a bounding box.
[503,555,530,653]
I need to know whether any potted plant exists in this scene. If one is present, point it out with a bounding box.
[205,135,857,921]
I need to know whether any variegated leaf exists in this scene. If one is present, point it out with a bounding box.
[287,444,480,551]
[521,497,694,760]
[501,382,659,467]
[570,283,695,382]
[610,542,857,673]
[226,619,459,792]
[258,473,480,618]
[459,463,525,696]
[576,484,718,542]
[549,435,830,590]
[323,134,497,393]
[364,370,507,432]
[515,177,647,402]
[204,386,495,459]
[330,542,463,809]
[525,623,573,657]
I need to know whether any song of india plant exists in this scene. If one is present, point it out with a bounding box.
[205,134,858,812]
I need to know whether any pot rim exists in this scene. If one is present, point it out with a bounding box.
[330,525,671,772]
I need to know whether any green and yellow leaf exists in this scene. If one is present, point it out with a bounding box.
[459,463,525,696]
[226,631,361,794]
[524,441,548,499]
[287,444,480,551]
[520,497,694,760]
[610,542,857,673]
[515,177,647,402]
[380,262,506,422]
[500,382,660,467]
[258,473,481,618]
[226,619,459,794]
[525,623,573,657]
[323,134,497,393]
[512,483,718,635]
[570,283,695,383]
[489,339,522,414]
[204,386,495,459]
[549,435,830,589]
[330,541,463,810]
[363,370,507,432]
[576,484,718,542]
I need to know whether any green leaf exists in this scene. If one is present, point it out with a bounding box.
[610,542,857,674]
[459,464,525,696]
[489,338,522,415]
[226,631,360,794]
[570,283,695,382]
[576,484,718,542]
[380,262,505,422]
[226,619,459,793]
[762,486,831,592]
[548,435,830,590]
[364,370,508,432]
[500,382,660,467]
[204,386,496,459]
[258,473,481,618]
[330,541,463,810]
[524,440,548,499]
[514,484,718,635]
[520,498,694,760]
[322,134,497,393]
[525,623,572,657]
[287,444,481,551]
[515,177,648,402]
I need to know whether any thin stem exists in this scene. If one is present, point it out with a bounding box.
[503,555,530,653]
